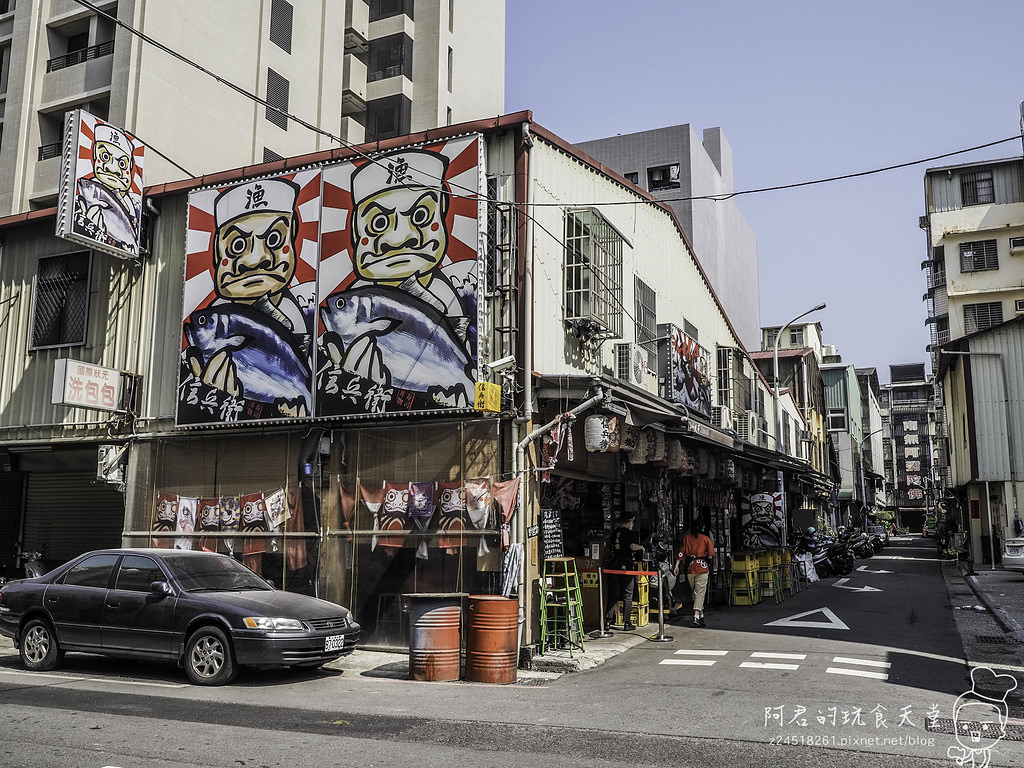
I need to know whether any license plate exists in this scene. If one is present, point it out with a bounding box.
[325,634,346,652]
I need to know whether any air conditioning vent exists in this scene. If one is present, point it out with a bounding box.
[614,342,649,389]
[1016,299,1024,313]
[711,405,733,432]
[736,411,750,442]
[1011,236,1024,253]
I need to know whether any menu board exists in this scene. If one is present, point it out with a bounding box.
[540,508,564,560]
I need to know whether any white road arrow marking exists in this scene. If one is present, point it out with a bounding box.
[856,565,893,574]
[764,607,849,630]
[833,578,881,592]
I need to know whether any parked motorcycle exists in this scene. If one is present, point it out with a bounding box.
[14,546,46,579]
[839,527,874,560]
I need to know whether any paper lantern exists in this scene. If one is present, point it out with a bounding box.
[667,439,682,468]
[628,429,650,464]
[585,414,613,452]
[620,424,639,452]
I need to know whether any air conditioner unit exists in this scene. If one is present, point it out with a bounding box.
[736,411,750,442]
[614,342,653,391]
[800,430,813,442]
[1017,299,1024,313]
[1010,236,1024,253]
[711,405,733,432]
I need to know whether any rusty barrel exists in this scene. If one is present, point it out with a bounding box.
[465,595,519,684]
[405,593,463,682]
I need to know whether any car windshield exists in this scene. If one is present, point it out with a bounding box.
[163,554,273,592]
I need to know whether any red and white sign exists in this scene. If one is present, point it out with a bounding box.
[52,359,122,412]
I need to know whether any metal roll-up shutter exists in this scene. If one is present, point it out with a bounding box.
[23,472,125,568]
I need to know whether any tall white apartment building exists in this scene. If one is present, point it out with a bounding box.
[0,0,504,216]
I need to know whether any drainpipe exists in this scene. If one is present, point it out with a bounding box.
[511,121,534,644]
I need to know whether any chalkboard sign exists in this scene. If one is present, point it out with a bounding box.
[540,508,564,560]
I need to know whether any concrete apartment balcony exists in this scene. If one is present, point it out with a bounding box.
[41,43,114,106]
[342,54,367,114]
[340,115,365,145]
[344,0,369,54]
[32,155,61,204]
[366,71,413,103]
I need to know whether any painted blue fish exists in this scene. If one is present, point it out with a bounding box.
[319,286,474,396]
[185,302,311,408]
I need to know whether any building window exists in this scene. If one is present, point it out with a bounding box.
[269,0,293,54]
[959,239,998,273]
[368,33,413,82]
[0,1,14,16]
[369,0,413,22]
[266,69,289,129]
[634,277,656,369]
[789,327,804,345]
[963,302,1003,334]
[765,328,778,351]
[624,172,638,185]
[961,169,994,207]
[647,163,680,191]
[31,252,91,349]
[827,408,847,432]
[447,47,453,92]
[365,95,411,142]
[563,208,623,339]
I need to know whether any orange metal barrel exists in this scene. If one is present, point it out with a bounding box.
[405,593,462,682]
[464,595,519,684]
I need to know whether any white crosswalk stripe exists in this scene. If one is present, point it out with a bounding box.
[659,649,729,666]
[826,656,891,680]
[655,650,891,680]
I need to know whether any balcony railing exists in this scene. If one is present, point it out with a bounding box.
[38,142,62,161]
[367,64,404,82]
[46,40,115,73]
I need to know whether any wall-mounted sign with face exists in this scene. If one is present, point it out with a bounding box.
[316,135,482,416]
[57,110,146,259]
[178,170,322,425]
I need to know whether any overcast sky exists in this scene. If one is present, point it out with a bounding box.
[504,0,1024,384]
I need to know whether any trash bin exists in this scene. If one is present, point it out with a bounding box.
[465,594,519,684]
[403,592,465,682]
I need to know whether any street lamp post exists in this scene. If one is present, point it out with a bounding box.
[859,428,883,532]
[773,303,826,453]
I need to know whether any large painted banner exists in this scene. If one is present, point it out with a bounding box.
[177,135,482,425]
[57,109,146,259]
[660,323,712,418]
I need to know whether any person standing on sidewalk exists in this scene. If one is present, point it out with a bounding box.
[604,513,645,630]
[674,523,715,627]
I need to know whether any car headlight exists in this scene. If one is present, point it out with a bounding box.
[243,617,306,631]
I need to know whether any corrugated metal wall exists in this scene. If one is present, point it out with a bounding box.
[965,328,1024,481]
[927,162,1024,213]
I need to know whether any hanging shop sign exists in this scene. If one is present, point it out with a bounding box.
[177,134,484,426]
[56,109,146,260]
[657,323,712,418]
[474,382,501,413]
[52,358,124,412]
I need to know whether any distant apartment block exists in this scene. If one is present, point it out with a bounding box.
[578,125,761,351]
[0,0,504,215]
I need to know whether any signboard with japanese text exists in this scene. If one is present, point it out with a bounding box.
[175,134,483,426]
[56,110,146,260]
[659,323,712,418]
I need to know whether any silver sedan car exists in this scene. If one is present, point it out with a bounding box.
[1003,537,1024,574]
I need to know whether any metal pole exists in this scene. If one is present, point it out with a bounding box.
[986,481,996,570]
[649,570,673,643]
[591,566,612,638]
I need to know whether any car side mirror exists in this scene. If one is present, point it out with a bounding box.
[264,578,277,589]
[150,580,173,596]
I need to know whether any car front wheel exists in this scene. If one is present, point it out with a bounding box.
[20,618,64,671]
[184,626,237,686]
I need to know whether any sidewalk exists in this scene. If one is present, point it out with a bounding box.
[942,558,1024,671]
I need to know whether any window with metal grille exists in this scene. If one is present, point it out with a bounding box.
[266,69,289,129]
[269,0,293,53]
[961,169,994,206]
[716,347,731,411]
[963,302,1003,334]
[959,239,998,272]
[31,252,90,349]
[263,147,284,163]
[634,277,656,369]
[563,208,623,339]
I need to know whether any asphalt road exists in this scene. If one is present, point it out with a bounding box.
[0,537,1020,768]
